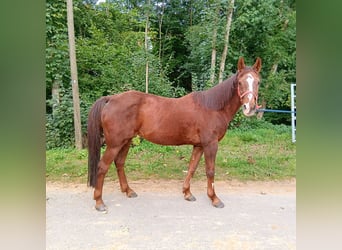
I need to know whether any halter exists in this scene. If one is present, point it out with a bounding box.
[237,82,262,109]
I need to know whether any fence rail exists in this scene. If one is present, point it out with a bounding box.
[255,83,296,143]
[256,109,296,114]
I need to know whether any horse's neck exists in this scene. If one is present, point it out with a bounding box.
[191,75,241,115]
[216,74,241,117]
[221,91,242,123]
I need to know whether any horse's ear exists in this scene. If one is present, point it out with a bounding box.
[253,57,262,73]
[237,57,245,72]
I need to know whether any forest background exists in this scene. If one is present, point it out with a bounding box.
[46,0,296,149]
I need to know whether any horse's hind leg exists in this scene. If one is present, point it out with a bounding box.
[115,140,137,198]
[94,146,120,212]
[183,146,203,202]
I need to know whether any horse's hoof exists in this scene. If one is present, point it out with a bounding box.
[213,201,225,208]
[95,204,108,213]
[127,192,138,198]
[185,194,196,202]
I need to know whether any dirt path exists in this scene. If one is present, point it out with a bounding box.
[46,179,296,250]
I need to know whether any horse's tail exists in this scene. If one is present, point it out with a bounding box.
[87,96,109,187]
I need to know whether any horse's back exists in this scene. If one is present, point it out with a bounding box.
[100,90,223,146]
[102,90,198,145]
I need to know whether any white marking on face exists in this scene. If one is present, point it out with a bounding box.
[246,73,255,101]
[244,103,250,111]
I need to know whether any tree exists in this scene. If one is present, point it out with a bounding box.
[67,0,82,149]
[209,0,220,85]
[144,0,151,93]
[157,0,166,63]
[218,0,234,83]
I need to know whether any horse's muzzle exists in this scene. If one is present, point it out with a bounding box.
[242,102,257,117]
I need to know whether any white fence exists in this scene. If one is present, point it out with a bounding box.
[291,83,296,143]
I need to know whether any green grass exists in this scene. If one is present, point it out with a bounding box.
[46,124,296,183]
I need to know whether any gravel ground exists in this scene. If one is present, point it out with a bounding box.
[46,179,296,250]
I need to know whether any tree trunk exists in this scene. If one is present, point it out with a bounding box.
[218,0,234,83]
[158,0,166,80]
[189,0,193,27]
[66,0,82,150]
[145,0,151,93]
[158,1,165,62]
[209,1,220,86]
[52,81,60,118]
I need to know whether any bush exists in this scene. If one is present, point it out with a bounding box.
[46,86,90,149]
[229,114,277,132]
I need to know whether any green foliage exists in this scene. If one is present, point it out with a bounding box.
[46,0,183,148]
[185,0,296,120]
[230,0,296,125]
[46,0,70,106]
[185,25,212,90]
[46,0,296,148]
[229,112,278,132]
[230,115,284,132]
[46,87,74,149]
[46,86,89,149]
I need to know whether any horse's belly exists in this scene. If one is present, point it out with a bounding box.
[138,124,199,146]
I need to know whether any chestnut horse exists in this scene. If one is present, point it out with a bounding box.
[87,57,262,211]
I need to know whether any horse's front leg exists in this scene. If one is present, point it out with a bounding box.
[183,146,203,201]
[203,141,224,208]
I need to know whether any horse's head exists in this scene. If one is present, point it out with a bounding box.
[236,57,262,117]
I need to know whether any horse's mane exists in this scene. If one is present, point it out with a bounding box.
[192,73,238,111]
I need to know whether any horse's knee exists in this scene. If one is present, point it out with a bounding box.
[115,157,124,166]
[206,169,215,178]
[98,163,109,174]
[115,163,125,173]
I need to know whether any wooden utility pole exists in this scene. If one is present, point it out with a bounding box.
[66,0,82,149]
